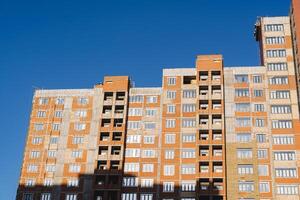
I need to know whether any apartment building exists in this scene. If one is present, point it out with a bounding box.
[17,1,300,200]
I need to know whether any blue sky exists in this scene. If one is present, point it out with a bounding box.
[0,0,290,198]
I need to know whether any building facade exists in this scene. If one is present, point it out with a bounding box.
[17,2,300,200]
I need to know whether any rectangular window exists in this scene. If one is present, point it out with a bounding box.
[167,104,176,113]
[277,185,299,195]
[166,91,176,99]
[123,177,138,187]
[257,149,268,159]
[253,89,263,97]
[264,24,284,32]
[274,151,296,161]
[269,76,288,84]
[267,63,288,71]
[237,148,252,159]
[122,193,137,200]
[235,89,249,97]
[236,118,251,127]
[128,108,143,116]
[238,181,254,192]
[272,120,292,129]
[141,179,153,188]
[165,134,176,144]
[182,149,196,158]
[72,136,83,144]
[125,149,140,158]
[166,119,176,128]
[69,164,81,173]
[235,75,249,83]
[74,110,87,118]
[145,108,157,116]
[142,164,154,172]
[182,90,196,98]
[52,123,60,131]
[30,151,40,158]
[167,77,176,85]
[127,121,141,129]
[74,123,86,131]
[143,135,155,144]
[271,105,291,114]
[45,164,56,172]
[273,135,294,145]
[258,165,269,176]
[163,182,174,192]
[142,150,156,158]
[181,181,196,192]
[144,122,156,130]
[32,137,43,144]
[37,111,46,118]
[182,118,196,128]
[27,164,38,172]
[129,95,144,103]
[65,194,77,200]
[54,110,63,118]
[165,150,175,159]
[77,97,88,104]
[140,194,153,200]
[255,119,265,127]
[265,36,285,44]
[164,165,175,176]
[235,103,250,112]
[182,104,196,112]
[259,182,270,193]
[181,164,196,174]
[266,49,286,58]
[146,96,157,103]
[126,135,141,143]
[253,75,262,83]
[256,134,266,143]
[67,179,79,187]
[124,163,139,172]
[254,104,264,112]
[47,150,57,158]
[55,97,64,105]
[38,97,49,105]
[275,168,297,178]
[41,193,51,200]
[270,90,290,99]
[71,150,82,158]
[238,165,253,175]
[182,133,196,142]
[236,133,251,142]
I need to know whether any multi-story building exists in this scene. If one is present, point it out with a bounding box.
[16,1,300,200]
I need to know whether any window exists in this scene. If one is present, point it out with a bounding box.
[74,123,86,131]
[25,179,35,187]
[32,137,43,145]
[182,133,196,142]
[71,150,83,158]
[181,181,196,191]
[128,108,143,116]
[183,90,196,98]
[124,163,139,172]
[142,164,154,172]
[54,110,63,118]
[265,36,285,44]
[274,151,296,161]
[44,179,53,186]
[254,104,264,112]
[266,49,286,57]
[239,181,254,192]
[141,179,153,188]
[271,105,291,114]
[166,119,176,128]
[27,164,38,172]
[270,90,290,99]
[257,149,268,159]
[253,89,263,97]
[69,164,81,173]
[129,95,144,103]
[123,177,138,187]
[52,123,60,131]
[275,168,297,178]
[29,151,40,158]
[142,136,154,144]
[45,164,56,172]
[65,194,77,200]
[253,75,262,83]
[165,134,175,144]
[144,122,156,130]
[277,185,299,195]
[167,104,176,113]
[163,182,174,192]
[258,165,269,176]
[126,135,141,143]
[67,179,79,187]
[269,76,288,85]
[34,123,44,131]
[37,111,46,118]
[164,165,175,176]
[140,194,153,200]
[255,119,265,127]
[235,89,249,97]
[74,110,87,118]
[41,193,51,200]
[236,118,251,127]
[125,149,140,158]
[237,148,252,159]
[142,150,156,158]
[127,121,141,129]
[182,149,195,158]
[122,193,137,200]
[267,63,287,71]
[238,165,253,175]
[38,98,49,105]
[259,182,270,193]
[182,104,196,112]
[181,164,195,174]
[145,109,157,116]
[166,91,176,99]
[47,150,57,158]
[273,135,294,145]
[165,150,175,159]
[235,103,250,112]
[182,118,196,128]
[236,133,251,142]
[235,75,248,83]
[272,120,292,129]
[264,24,284,32]
[72,136,84,144]
[55,97,64,105]
[146,96,157,103]
[23,193,33,200]
[167,77,176,85]
[256,134,266,143]
[78,97,88,104]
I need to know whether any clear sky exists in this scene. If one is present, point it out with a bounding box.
[0,0,290,198]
